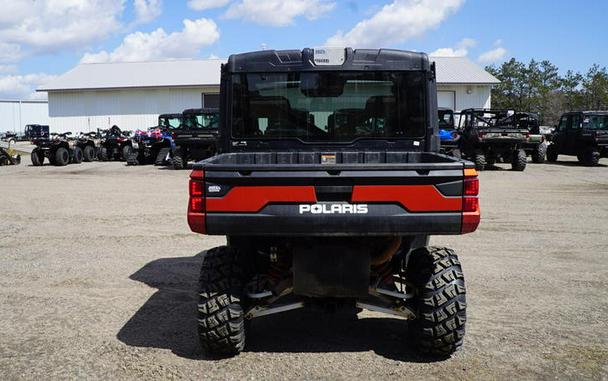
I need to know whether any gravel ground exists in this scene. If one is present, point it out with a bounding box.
[0,157,607,380]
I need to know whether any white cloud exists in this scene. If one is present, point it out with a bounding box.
[326,0,463,48]
[0,65,18,74]
[225,0,335,27]
[0,0,125,54]
[188,0,231,11]
[134,0,162,24]
[0,73,57,100]
[430,37,476,57]
[81,18,220,63]
[0,42,22,63]
[478,46,507,63]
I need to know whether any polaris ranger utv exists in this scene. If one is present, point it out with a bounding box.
[170,108,219,169]
[547,111,608,166]
[458,109,528,171]
[438,108,461,158]
[188,48,480,358]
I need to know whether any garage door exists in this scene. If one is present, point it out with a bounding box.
[437,91,455,110]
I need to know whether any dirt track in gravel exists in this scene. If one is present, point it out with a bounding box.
[0,157,607,380]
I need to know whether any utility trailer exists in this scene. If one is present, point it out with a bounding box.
[187,48,480,358]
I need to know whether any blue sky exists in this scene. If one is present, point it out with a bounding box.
[1,0,607,99]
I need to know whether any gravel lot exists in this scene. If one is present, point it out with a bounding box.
[1,157,607,380]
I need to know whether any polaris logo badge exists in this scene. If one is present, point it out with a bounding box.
[299,204,368,214]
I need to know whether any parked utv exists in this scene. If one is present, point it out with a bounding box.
[75,131,101,162]
[458,108,528,171]
[24,124,49,140]
[188,48,480,358]
[438,108,461,158]
[31,132,83,166]
[170,108,219,169]
[98,125,133,161]
[510,112,546,163]
[547,111,608,166]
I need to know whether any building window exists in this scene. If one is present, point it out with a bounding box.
[202,93,219,109]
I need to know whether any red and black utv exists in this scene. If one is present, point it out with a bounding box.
[187,48,480,358]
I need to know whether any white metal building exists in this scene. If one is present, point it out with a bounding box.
[0,99,49,133]
[38,56,498,133]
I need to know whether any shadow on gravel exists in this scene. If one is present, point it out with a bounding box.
[118,252,442,363]
[544,161,608,168]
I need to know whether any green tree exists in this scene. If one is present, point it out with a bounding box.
[581,64,608,109]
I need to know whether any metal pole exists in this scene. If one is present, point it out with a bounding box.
[18,99,22,136]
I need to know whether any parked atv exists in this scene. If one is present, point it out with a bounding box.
[547,111,608,166]
[126,127,174,166]
[459,109,529,171]
[438,108,461,158]
[75,131,101,162]
[126,114,178,166]
[98,125,133,161]
[171,108,219,169]
[0,143,21,166]
[30,132,83,166]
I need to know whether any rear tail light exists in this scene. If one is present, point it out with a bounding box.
[188,169,206,233]
[462,168,480,234]
[464,177,479,196]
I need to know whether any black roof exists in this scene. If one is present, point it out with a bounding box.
[159,113,183,118]
[182,108,219,115]
[225,48,431,73]
[563,110,608,115]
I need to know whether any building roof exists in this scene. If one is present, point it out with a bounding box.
[38,55,499,92]
[38,59,223,92]
[431,56,500,85]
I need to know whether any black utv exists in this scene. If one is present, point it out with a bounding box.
[547,111,608,166]
[187,47,480,358]
[458,109,528,171]
[31,132,83,166]
[170,108,219,169]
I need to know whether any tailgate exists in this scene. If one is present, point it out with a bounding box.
[188,152,480,236]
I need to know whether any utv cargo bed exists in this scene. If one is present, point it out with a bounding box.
[190,151,477,236]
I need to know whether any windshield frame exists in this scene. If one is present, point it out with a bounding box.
[228,70,428,144]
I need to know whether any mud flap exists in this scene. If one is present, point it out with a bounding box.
[293,244,370,298]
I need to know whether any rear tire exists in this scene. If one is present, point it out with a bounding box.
[54,147,70,166]
[546,144,558,162]
[72,147,83,164]
[449,149,461,160]
[122,145,133,161]
[198,246,246,356]
[99,147,109,161]
[407,246,466,357]
[126,152,139,166]
[83,145,95,162]
[531,143,546,164]
[31,148,43,166]
[155,147,171,166]
[474,150,486,171]
[172,153,185,169]
[580,150,600,166]
[511,149,527,171]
